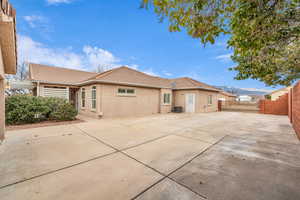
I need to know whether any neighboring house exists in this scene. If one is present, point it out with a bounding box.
[218,91,237,105]
[0,0,17,141]
[249,94,265,103]
[268,87,292,101]
[29,63,220,118]
[237,95,252,102]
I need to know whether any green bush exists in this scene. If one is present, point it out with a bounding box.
[5,95,77,125]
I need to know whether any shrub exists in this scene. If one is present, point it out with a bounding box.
[5,95,77,125]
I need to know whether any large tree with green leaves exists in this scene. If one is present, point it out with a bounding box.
[142,0,300,86]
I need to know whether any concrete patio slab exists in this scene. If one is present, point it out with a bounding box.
[176,128,225,144]
[0,153,163,200]
[77,123,175,150]
[1,112,299,200]
[4,124,83,145]
[125,135,211,174]
[236,130,300,145]
[0,131,115,187]
[171,136,300,200]
[136,178,205,200]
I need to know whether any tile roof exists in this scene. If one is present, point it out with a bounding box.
[29,63,219,91]
[170,77,220,91]
[29,63,97,85]
[84,66,171,88]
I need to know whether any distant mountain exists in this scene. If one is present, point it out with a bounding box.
[215,86,274,96]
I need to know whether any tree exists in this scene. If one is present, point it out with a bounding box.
[5,62,30,96]
[142,0,300,86]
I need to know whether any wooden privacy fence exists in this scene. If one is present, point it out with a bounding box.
[289,81,300,139]
[259,93,288,115]
[259,81,300,139]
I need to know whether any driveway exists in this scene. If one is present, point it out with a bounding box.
[0,112,299,200]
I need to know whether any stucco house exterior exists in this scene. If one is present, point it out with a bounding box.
[268,86,292,101]
[29,63,220,118]
[0,0,17,141]
[218,91,237,105]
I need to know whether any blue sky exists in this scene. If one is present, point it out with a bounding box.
[11,0,277,91]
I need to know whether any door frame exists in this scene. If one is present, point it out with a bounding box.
[185,93,196,113]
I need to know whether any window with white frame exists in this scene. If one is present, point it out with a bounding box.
[117,88,135,96]
[208,95,213,105]
[81,88,86,108]
[91,86,96,109]
[163,93,171,104]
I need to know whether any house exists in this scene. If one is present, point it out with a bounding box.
[218,91,237,105]
[237,95,252,102]
[0,0,17,141]
[268,87,292,101]
[29,63,220,118]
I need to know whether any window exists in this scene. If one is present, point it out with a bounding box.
[163,93,171,104]
[117,88,136,96]
[91,86,96,109]
[208,95,213,105]
[81,88,86,108]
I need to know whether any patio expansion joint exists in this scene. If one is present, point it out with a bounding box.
[130,135,228,200]
[76,125,216,200]
[0,125,226,199]
[0,151,117,190]
[174,134,214,144]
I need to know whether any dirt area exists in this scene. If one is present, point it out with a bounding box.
[0,112,299,200]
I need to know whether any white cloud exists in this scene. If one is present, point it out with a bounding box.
[142,68,159,76]
[18,35,82,69]
[215,53,233,62]
[23,15,46,28]
[123,64,139,70]
[17,35,132,72]
[82,46,120,71]
[47,0,73,5]
[23,15,52,39]
[162,70,173,76]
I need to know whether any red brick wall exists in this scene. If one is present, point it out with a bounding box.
[259,93,288,115]
[291,81,300,139]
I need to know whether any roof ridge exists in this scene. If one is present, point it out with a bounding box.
[121,66,170,80]
[183,77,199,87]
[86,67,120,81]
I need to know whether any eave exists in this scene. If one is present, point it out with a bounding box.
[0,0,17,75]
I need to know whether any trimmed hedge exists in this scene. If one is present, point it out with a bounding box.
[5,95,77,125]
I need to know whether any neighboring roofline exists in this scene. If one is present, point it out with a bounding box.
[220,91,237,97]
[268,86,291,95]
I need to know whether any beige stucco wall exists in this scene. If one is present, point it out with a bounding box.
[78,84,175,118]
[100,84,160,118]
[0,46,5,141]
[160,88,172,114]
[173,89,218,113]
[271,87,291,101]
